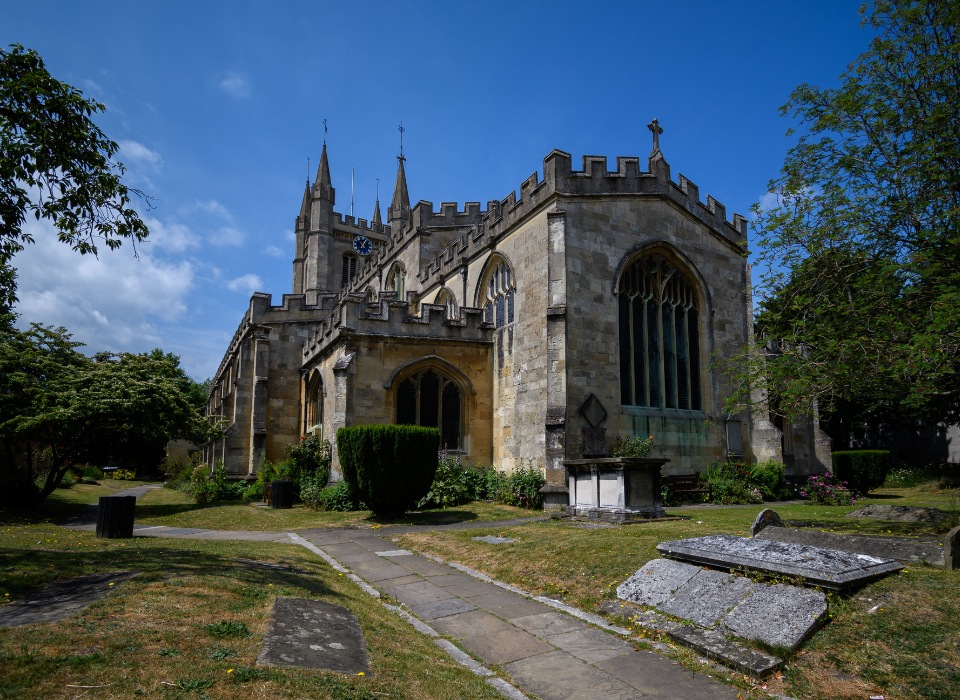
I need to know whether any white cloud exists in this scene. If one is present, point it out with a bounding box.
[188,199,235,220]
[265,244,285,258]
[226,273,263,294]
[142,216,199,253]
[210,226,245,247]
[12,218,194,353]
[119,139,162,168]
[218,71,251,99]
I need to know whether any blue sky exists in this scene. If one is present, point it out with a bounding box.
[4,1,870,380]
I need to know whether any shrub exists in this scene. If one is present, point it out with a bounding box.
[111,468,137,480]
[832,450,891,495]
[317,481,363,511]
[748,460,792,501]
[161,455,196,486]
[418,455,486,509]
[502,461,546,509]
[481,465,509,501]
[255,459,295,495]
[337,424,440,518]
[704,460,763,505]
[612,434,655,458]
[241,481,263,502]
[287,434,331,490]
[801,471,854,506]
[186,463,243,503]
[56,474,76,489]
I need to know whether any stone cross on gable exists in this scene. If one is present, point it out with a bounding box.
[648,118,663,154]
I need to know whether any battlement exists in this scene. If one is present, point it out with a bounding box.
[332,212,389,234]
[302,292,492,364]
[414,149,748,287]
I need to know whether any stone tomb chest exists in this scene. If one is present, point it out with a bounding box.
[565,457,667,522]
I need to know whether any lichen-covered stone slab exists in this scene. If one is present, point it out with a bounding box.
[657,534,903,590]
[722,583,827,650]
[616,558,701,606]
[257,598,370,675]
[658,569,756,627]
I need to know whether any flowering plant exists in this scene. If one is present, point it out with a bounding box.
[801,471,854,506]
[612,434,655,458]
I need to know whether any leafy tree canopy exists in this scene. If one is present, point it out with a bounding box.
[0,43,148,268]
[734,0,960,441]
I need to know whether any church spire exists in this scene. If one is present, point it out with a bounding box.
[298,178,311,223]
[372,190,383,228]
[389,121,410,229]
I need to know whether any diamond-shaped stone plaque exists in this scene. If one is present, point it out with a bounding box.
[578,394,607,428]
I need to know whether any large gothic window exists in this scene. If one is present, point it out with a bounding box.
[618,253,702,410]
[396,368,462,450]
[482,259,515,328]
[341,253,358,288]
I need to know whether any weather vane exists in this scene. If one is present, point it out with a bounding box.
[398,119,405,162]
[323,118,328,146]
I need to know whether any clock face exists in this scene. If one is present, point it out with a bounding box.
[353,235,373,256]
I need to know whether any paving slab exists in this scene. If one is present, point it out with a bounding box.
[511,610,589,639]
[430,609,555,665]
[657,534,903,589]
[504,650,639,700]
[658,569,756,627]
[722,583,827,650]
[596,649,743,699]
[465,593,553,621]
[0,572,139,628]
[383,579,456,607]
[257,598,369,675]
[617,558,701,606]
[409,597,478,620]
[391,555,455,577]
[543,626,633,664]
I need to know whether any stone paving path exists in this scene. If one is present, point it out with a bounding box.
[61,490,740,699]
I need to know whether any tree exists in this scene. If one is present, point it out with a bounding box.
[0,325,213,506]
[733,0,960,440]
[0,44,148,270]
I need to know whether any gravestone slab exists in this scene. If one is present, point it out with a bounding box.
[756,526,945,567]
[473,535,518,544]
[257,598,370,675]
[658,569,756,627]
[657,534,903,590]
[616,558,701,607]
[0,572,139,628]
[722,583,827,650]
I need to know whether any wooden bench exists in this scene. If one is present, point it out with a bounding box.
[661,474,712,502]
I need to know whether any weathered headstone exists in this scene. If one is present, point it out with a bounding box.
[750,508,783,537]
[0,572,140,628]
[946,525,960,571]
[657,534,903,590]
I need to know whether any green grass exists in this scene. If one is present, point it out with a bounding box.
[0,516,504,700]
[395,483,960,700]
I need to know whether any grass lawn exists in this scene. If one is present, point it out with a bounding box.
[0,515,504,699]
[392,484,960,700]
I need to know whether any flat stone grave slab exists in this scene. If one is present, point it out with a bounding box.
[657,534,903,590]
[722,583,827,650]
[257,598,370,675]
[756,526,945,567]
[0,572,140,628]
[616,558,702,607]
[472,535,517,544]
[658,569,756,627]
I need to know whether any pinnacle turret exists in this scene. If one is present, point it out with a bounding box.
[372,197,382,228]
[389,156,410,229]
[314,143,334,202]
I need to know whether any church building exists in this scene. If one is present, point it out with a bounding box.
[203,123,830,485]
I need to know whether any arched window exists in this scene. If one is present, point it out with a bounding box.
[436,288,457,319]
[305,373,323,435]
[341,253,358,288]
[396,368,462,450]
[481,258,515,328]
[387,264,406,300]
[618,252,702,410]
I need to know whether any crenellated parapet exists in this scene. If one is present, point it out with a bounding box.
[302,292,492,365]
[412,150,749,288]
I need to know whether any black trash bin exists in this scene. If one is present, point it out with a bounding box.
[271,480,294,509]
[96,495,136,538]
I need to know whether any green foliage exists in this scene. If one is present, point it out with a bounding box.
[749,460,793,500]
[501,462,546,510]
[800,471,855,506]
[611,434,655,458]
[203,620,250,639]
[186,463,243,504]
[0,44,149,263]
[417,455,487,509]
[110,469,136,481]
[241,481,263,502]
[721,1,960,436]
[287,434,331,489]
[704,460,763,505]
[336,424,440,518]
[316,481,363,511]
[832,450,892,495]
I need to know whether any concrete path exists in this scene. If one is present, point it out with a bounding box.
[62,491,740,699]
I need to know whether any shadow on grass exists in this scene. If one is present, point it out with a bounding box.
[0,543,338,601]
[783,518,952,537]
[365,509,481,527]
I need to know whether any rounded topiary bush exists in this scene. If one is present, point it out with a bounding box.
[337,424,440,518]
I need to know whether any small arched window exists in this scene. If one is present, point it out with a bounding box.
[396,368,462,450]
[305,373,323,435]
[481,259,515,328]
[436,288,457,319]
[387,264,406,300]
[341,253,358,288]
[618,252,702,410]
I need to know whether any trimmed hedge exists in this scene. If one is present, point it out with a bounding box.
[337,424,440,517]
[831,450,891,495]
